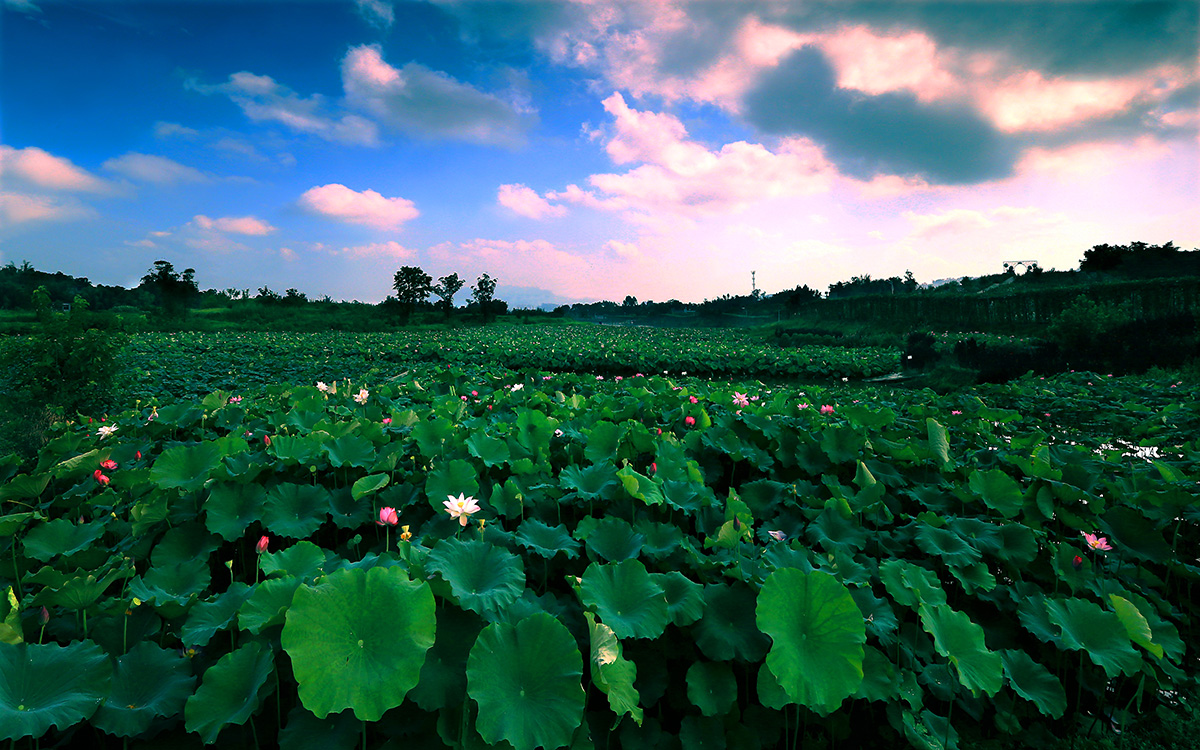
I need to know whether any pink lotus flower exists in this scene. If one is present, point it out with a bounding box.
[684,416,695,427]
[93,469,110,485]
[689,396,698,404]
[798,403,810,410]
[229,395,242,403]
[820,405,835,415]
[378,506,399,526]
[444,494,481,527]
[1083,532,1112,551]
[732,392,750,408]
[471,390,478,397]
[256,536,269,554]
[951,410,962,415]
[461,395,468,401]
[100,459,118,471]
[382,417,392,425]
[135,451,142,460]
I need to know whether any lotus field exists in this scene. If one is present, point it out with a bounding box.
[1,328,1199,749]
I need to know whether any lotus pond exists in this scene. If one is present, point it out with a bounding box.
[1,345,1199,749]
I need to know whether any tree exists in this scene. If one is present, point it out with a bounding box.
[471,273,498,324]
[622,295,638,307]
[393,266,433,324]
[432,273,464,322]
[139,260,198,317]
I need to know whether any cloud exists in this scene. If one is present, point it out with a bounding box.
[103,152,208,184]
[0,145,111,193]
[3,0,41,14]
[603,240,639,259]
[154,121,200,139]
[298,183,419,230]
[193,214,276,235]
[497,183,566,219]
[0,193,92,226]
[191,71,380,146]
[340,45,535,146]
[341,241,414,259]
[355,0,393,28]
[903,208,995,240]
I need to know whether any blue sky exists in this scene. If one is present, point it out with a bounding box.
[2,0,1197,307]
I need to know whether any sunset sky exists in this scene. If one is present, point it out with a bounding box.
[2,0,1197,308]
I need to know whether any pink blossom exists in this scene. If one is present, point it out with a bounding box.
[732,392,750,408]
[471,390,478,397]
[951,410,962,415]
[100,459,118,471]
[689,396,698,404]
[684,416,696,427]
[378,506,399,526]
[256,536,269,554]
[382,417,392,425]
[820,405,835,415]
[798,403,810,410]
[649,462,657,475]
[1083,532,1113,551]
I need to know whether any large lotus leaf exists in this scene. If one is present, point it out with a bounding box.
[559,463,620,500]
[426,538,525,620]
[914,525,981,568]
[282,565,435,721]
[260,541,328,582]
[617,465,665,507]
[130,562,211,610]
[425,459,481,514]
[0,511,39,537]
[515,409,558,456]
[880,560,947,610]
[467,432,511,468]
[695,582,770,662]
[1101,507,1172,563]
[662,480,714,514]
[278,706,359,750]
[39,568,126,611]
[636,519,684,559]
[584,517,645,562]
[918,604,1001,697]
[993,523,1038,565]
[350,473,389,501]
[926,418,952,469]
[182,583,253,647]
[580,560,668,640]
[0,472,51,502]
[586,612,642,726]
[22,518,107,562]
[238,577,302,634]
[854,646,900,703]
[92,642,195,737]
[467,612,585,750]
[323,434,376,469]
[151,443,224,492]
[412,416,453,456]
[515,519,581,559]
[967,469,1023,519]
[0,641,112,740]
[203,482,266,541]
[270,434,327,465]
[1108,595,1163,659]
[152,522,220,568]
[410,604,482,712]
[584,421,625,464]
[184,641,274,744]
[999,650,1066,719]
[1045,597,1142,679]
[686,661,737,717]
[652,571,705,626]
[1016,595,1060,645]
[263,483,330,539]
[757,569,864,715]
[820,425,867,464]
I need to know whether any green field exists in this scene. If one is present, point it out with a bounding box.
[1,324,1198,749]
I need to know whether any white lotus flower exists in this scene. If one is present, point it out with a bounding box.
[443,493,481,527]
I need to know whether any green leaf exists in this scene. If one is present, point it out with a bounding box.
[282,566,435,721]
[238,578,302,634]
[426,459,481,514]
[652,571,705,626]
[150,443,224,493]
[1109,595,1163,659]
[583,516,645,562]
[560,463,619,500]
[182,584,253,647]
[695,582,770,662]
[1000,650,1066,719]
[580,560,668,640]
[323,434,376,468]
[756,569,865,716]
[467,613,585,750]
[350,473,389,501]
[967,469,1023,519]
[426,538,525,620]
[820,425,866,464]
[278,706,360,750]
[1102,507,1172,563]
[204,483,266,541]
[926,418,951,468]
[1045,597,1142,679]
[22,519,106,562]
[515,519,581,559]
[0,473,51,502]
[263,483,331,539]
[617,465,665,507]
[92,642,195,738]
[184,641,274,744]
[880,560,947,610]
[584,421,625,464]
[260,541,328,582]
[0,641,112,741]
[585,612,642,726]
[918,604,1002,697]
[467,432,511,468]
[686,661,737,717]
[914,525,981,568]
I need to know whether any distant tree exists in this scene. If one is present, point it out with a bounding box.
[393,266,433,324]
[283,288,308,305]
[471,273,498,323]
[781,284,821,316]
[622,295,638,307]
[1080,244,1126,272]
[139,260,198,317]
[256,286,282,303]
[903,270,918,292]
[432,273,464,322]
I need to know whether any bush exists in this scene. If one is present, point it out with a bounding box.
[1046,296,1132,363]
[903,331,940,370]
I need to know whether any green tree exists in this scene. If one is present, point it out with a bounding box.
[139,260,198,317]
[432,272,464,322]
[393,266,433,324]
[471,273,498,324]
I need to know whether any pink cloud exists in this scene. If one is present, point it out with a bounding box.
[603,239,639,258]
[193,214,276,236]
[0,145,110,193]
[298,183,419,230]
[0,193,92,225]
[1016,137,1172,179]
[497,183,567,219]
[818,25,964,104]
[341,241,415,259]
[904,208,994,239]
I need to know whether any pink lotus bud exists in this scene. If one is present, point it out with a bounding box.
[256,536,269,554]
[689,396,698,404]
[135,450,142,459]
[649,462,657,475]
[684,416,695,427]
[39,606,49,625]
[263,435,271,447]
[382,417,392,425]
[378,506,399,526]
[1072,555,1083,570]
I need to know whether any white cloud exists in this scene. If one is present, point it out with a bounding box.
[154,122,200,139]
[341,45,534,146]
[341,241,414,259]
[0,193,92,226]
[603,239,639,258]
[355,0,394,28]
[904,208,995,239]
[0,145,111,193]
[193,214,276,235]
[298,183,419,230]
[497,183,567,219]
[103,153,208,184]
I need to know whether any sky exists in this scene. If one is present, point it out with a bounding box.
[1,0,1197,308]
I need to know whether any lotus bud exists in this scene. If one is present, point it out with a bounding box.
[256,535,270,554]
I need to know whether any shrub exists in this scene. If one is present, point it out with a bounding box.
[1046,296,1132,364]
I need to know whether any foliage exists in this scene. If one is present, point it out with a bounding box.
[392,266,433,324]
[432,273,465,322]
[1,358,1197,748]
[1046,296,1133,363]
[140,261,198,318]
[472,273,498,323]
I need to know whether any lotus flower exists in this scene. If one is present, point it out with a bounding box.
[97,425,118,439]
[378,506,399,526]
[732,392,750,408]
[1083,532,1113,551]
[229,395,242,403]
[316,381,329,392]
[1072,555,1084,570]
[354,388,369,404]
[100,459,118,471]
[820,405,835,415]
[444,494,481,527]
[684,416,695,427]
[256,535,270,554]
